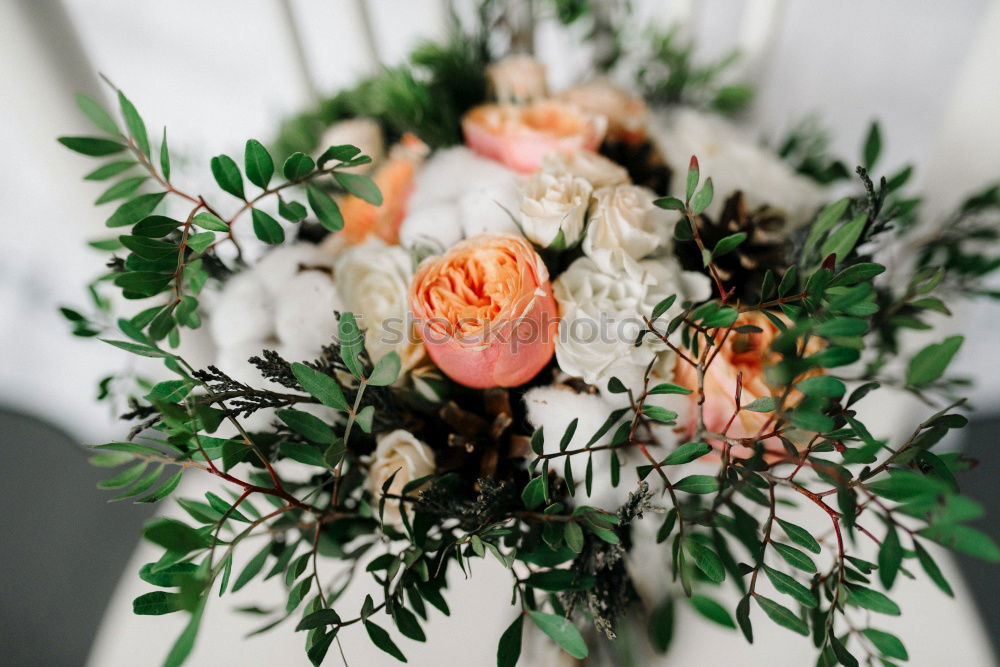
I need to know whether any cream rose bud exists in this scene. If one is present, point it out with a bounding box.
[553,256,711,390]
[317,117,385,173]
[541,150,629,189]
[335,240,423,371]
[368,430,436,524]
[582,184,668,278]
[487,55,548,103]
[518,171,593,247]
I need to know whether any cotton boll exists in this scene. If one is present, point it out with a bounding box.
[399,201,464,252]
[459,179,522,238]
[274,270,343,356]
[408,146,517,210]
[209,272,274,348]
[254,244,335,299]
[523,385,628,509]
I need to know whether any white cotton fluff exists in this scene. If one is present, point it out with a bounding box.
[523,385,630,510]
[208,272,274,347]
[458,179,522,238]
[650,108,826,228]
[274,271,343,356]
[398,201,464,251]
[253,244,336,299]
[407,146,517,210]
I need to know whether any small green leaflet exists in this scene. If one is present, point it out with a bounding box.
[528,610,588,659]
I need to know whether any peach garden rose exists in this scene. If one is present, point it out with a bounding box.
[461,100,607,173]
[408,233,557,388]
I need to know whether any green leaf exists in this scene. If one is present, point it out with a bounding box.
[648,383,692,395]
[364,621,407,662]
[743,396,777,412]
[528,611,588,659]
[559,418,578,452]
[673,475,719,494]
[279,441,328,468]
[654,196,685,211]
[691,178,713,215]
[906,335,964,387]
[521,476,546,510]
[101,338,172,358]
[914,539,953,596]
[713,232,747,259]
[643,405,678,424]
[278,197,308,222]
[290,363,348,411]
[133,215,179,237]
[133,591,182,615]
[210,154,245,200]
[75,93,120,135]
[863,120,882,170]
[339,312,365,378]
[662,441,711,465]
[772,542,817,573]
[815,317,868,337]
[187,231,215,254]
[139,562,198,587]
[861,628,908,661]
[393,606,425,642]
[59,135,126,156]
[763,566,817,607]
[98,462,147,489]
[283,152,315,181]
[251,208,285,244]
[686,540,725,583]
[117,90,149,157]
[334,171,383,205]
[648,598,675,653]
[143,518,209,554]
[755,595,808,636]
[846,585,900,615]
[820,213,866,265]
[296,609,341,631]
[355,405,375,433]
[244,139,274,189]
[85,160,136,180]
[277,409,333,445]
[368,352,401,386]
[159,127,171,181]
[564,521,585,553]
[776,519,822,554]
[163,595,206,667]
[796,376,846,398]
[136,470,183,503]
[689,595,735,628]
[685,156,699,202]
[878,525,903,589]
[736,595,753,643]
[318,144,361,166]
[106,192,166,228]
[306,184,344,232]
[191,212,230,232]
[232,542,270,592]
[497,615,524,667]
[324,438,346,469]
[919,523,1000,561]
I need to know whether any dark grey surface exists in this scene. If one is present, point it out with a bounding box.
[0,408,154,667]
[950,413,1000,658]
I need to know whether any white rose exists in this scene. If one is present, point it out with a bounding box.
[553,256,711,390]
[368,429,436,525]
[582,184,668,278]
[335,240,424,371]
[487,54,548,103]
[541,150,629,189]
[317,117,384,173]
[517,171,593,247]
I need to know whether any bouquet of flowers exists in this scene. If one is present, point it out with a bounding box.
[58,5,1000,666]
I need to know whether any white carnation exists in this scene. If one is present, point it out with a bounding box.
[553,256,711,391]
[541,150,629,189]
[651,108,826,227]
[368,430,436,525]
[518,171,593,247]
[582,184,669,278]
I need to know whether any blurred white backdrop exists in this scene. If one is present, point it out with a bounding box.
[2,1,999,665]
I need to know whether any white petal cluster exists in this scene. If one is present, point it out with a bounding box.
[553,255,710,392]
[367,429,436,525]
[517,171,593,247]
[582,183,671,278]
[651,108,826,227]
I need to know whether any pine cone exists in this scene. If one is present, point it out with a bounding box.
[599,138,671,194]
[675,191,792,302]
[435,388,531,483]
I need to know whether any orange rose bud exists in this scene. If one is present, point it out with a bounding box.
[408,233,557,388]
